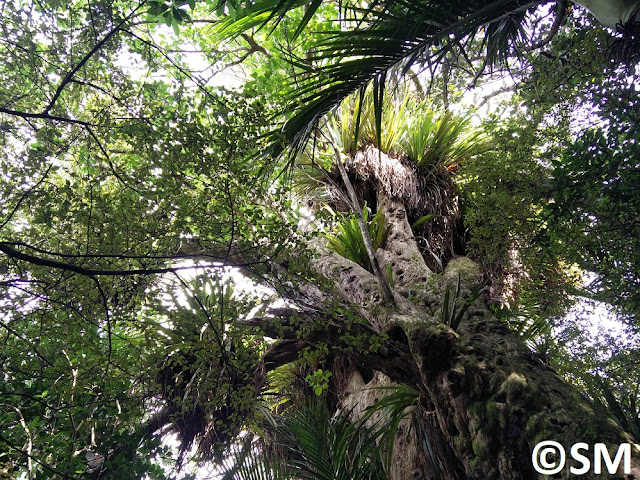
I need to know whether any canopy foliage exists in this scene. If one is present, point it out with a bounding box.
[0,0,639,478]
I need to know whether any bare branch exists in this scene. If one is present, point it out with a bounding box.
[0,242,238,277]
[240,33,272,58]
[0,107,96,127]
[525,0,568,52]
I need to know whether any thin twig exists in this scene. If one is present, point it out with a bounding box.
[525,0,568,52]
[44,1,146,114]
[0,165,53,232]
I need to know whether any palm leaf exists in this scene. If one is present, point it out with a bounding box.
[213,0,544,158]
[411,214,438,229]
[223,401,388,480]
[494,305,552,343]
[272,0,542,155]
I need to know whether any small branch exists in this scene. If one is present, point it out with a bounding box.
[470,55,489,88]
[0,107,96,127]
[0,242,229,277]
[240,33,272,58]
[123,29,228,109]
[0,165,53,232]
[0,405,33,479]
[332,147,395,305]
[0,432,81,480]
[0,318,54,367]
[85,126,144,194]
[525,0,568,51]
[0,240,261,263]
[90,277,113,379]
[44,1,145,114]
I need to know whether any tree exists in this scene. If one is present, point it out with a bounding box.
[0,0,639,479]
[205,0,640,153]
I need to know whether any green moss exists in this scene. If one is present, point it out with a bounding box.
[452,435,471,453]
[471,431,491,458]
[444,257,481,284]
[485,401,503,430]
[498,372,528,401]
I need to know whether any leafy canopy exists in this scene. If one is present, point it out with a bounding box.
[0,0,639,477]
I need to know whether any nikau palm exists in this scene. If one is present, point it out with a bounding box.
[212,0,640,154]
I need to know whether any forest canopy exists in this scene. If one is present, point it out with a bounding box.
[0,0,639,478]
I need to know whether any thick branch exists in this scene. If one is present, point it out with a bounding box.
[377,192,436,312]
[0,107,96,127]
[0,242,250,277]
[242,310,422,388]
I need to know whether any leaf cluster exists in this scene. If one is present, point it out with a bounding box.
[326,204,387,273]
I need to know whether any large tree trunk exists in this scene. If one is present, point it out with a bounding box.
[304,149,640,479]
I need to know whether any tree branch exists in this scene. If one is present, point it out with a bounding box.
[0,242,242,277]
[44,1,145,114]
[0,165,53,232]
[0,432,81,480]
[525,0,568,51]
[332,147,395,305]
[242,309,422,388]
[240,33,272,58]
[0,107,96,127]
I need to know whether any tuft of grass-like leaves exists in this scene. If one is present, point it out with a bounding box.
[404,109,490,174]
[441,274,489,331]
[326,204,387,272]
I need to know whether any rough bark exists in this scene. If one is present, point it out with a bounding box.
[301,152,640,479]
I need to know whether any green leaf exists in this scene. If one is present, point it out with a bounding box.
[411,214,437,229]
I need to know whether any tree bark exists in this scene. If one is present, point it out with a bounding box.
[303,153,640,479]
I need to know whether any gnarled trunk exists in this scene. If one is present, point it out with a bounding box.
[306,147,639,479]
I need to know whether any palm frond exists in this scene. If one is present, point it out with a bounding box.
[212,0,544,158]
[222,401,388,480]
[360,385,419,470]
[359,385,443,478]
[272,0,543,155]
[493,305,552,343]
[292,161,334,203]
